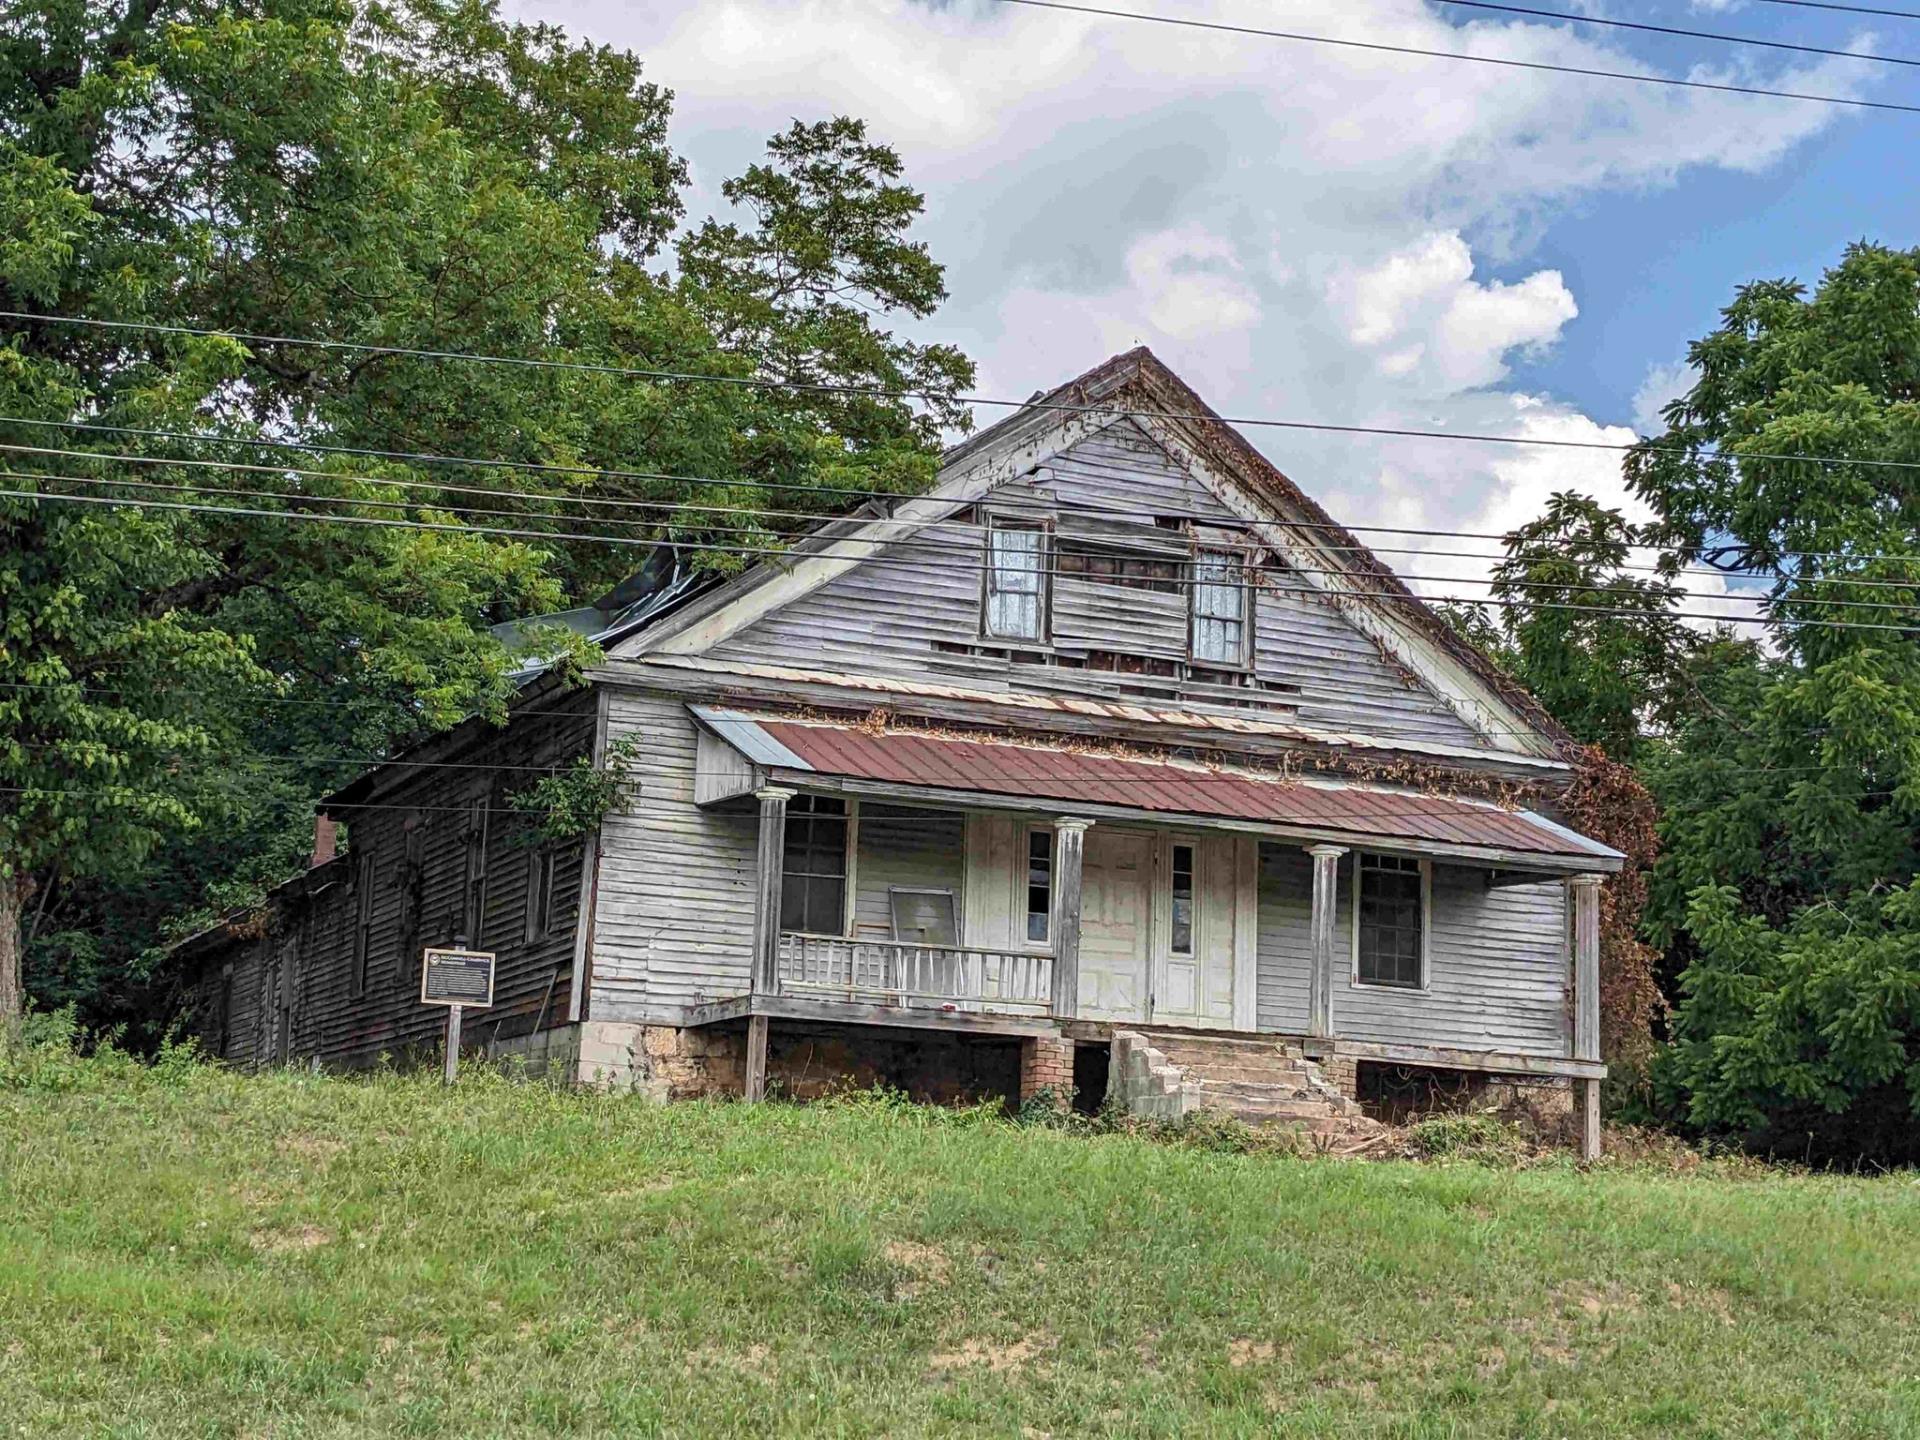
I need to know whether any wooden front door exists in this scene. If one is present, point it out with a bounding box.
[1077,829,1152,1021]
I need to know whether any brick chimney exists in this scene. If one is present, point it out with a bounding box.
[310,813,338,869]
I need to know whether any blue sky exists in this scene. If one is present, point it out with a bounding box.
[509,0,1912,613]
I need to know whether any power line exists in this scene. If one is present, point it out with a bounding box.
[21,462,1918,616]
[12,313,1920,478]
[1750,0,1920,21]
[11,434,1919,593]
[1427,0,1920,67]
[6,474,1914,632]
[985,0,1919,112]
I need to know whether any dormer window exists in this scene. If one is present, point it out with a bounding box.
[984,517,1050,642]
[1191,550,1250,667]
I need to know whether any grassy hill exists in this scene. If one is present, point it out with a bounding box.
[3,1051,1918,1438]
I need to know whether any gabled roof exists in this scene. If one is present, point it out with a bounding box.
[615,347,1574,761]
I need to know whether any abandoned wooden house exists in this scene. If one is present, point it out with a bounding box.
[173,349,1621,1154]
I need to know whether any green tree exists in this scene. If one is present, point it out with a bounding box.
[1,0,971,1026]
[1624,243,1920,1162]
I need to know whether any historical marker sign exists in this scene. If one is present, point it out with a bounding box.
[421,948,495,1008]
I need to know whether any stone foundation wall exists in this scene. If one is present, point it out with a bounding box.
[1352,1059,1574,1125]
[571,1020,1024,1105]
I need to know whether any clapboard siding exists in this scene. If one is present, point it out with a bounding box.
[852,805,967,940]
[1256,844,1569,1057]
[590,690,759,1019]
[704,419,1486,749]
[179,693,595,1069]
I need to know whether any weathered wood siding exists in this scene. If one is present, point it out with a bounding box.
[180,694,595,1069]
[701,419,1485,748]
[1256,844,1568,1057]
[590,690,759,1019]
[852,805,966,941]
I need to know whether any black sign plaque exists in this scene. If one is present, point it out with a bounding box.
[420,948,495,1008]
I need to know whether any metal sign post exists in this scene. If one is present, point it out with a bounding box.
[420,947,495,1084]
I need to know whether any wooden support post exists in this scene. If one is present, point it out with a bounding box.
[744,1013,769,1103]
[1050,819,1092,1019]
[1306,845,1347,1041]
[1569,873,1604,1160]
[443,1004,462,1085]
[750,787,794,997]
[1576,1077,1602,1163]
[1569,873,1603,1064]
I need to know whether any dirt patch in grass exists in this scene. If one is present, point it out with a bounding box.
[250,1224,332,1254]
[928,1331,1055,1375]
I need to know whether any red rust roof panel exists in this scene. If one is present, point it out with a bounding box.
[750,719,1604,859]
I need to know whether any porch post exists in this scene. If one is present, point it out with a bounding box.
[1569,872,1604,1160]
[1051,819,1093,1018]
[751,787,794,999]
[1306,845,1347,1042]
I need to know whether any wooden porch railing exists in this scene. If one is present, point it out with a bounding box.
[775,933,1054,1015]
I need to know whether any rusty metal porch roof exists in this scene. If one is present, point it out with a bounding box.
[695,709,1622,868]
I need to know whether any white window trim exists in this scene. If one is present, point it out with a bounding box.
[981,513,1054,644]
[1189,546,1254,671]
[1349,852,1432,993]
[1015,822,1057,955]
[1168,838,1199,958]
[887,886,960,946]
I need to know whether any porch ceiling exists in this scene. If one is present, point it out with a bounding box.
[694,709,1623,870]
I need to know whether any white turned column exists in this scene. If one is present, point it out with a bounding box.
[1051,819,1093,1019]
[750,787,794,998]
[1307,845,1347,1041]
[1569,872,1605,1161]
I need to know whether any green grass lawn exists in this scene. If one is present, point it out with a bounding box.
[3,1062,1919,1438]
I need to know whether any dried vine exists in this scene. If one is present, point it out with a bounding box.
[1558,745,1664,1078]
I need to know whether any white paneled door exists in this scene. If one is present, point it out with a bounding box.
[1077,829,1152,1021]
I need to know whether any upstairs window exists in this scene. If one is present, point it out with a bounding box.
[1355,854,1426,989]
[781,795,849,936]
[984,518,1049,642]
[1191,550,1250,667]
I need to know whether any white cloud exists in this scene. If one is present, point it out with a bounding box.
[505,0,1865,643]
[1632,358,1698,435]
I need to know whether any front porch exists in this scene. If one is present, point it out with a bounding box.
[686,709,1621,1152]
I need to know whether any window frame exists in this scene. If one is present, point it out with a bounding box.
[349,844,376,1001]
[981,512,1054,645]
[1168,840,1198,958]
[458,790,492,947]
[779,793,855,939]
[888,886,960,947]
[1188,546,1254,670]
[525,841,559,943]
[1020,823,1056,951]
[395,819,425,985]
[1349,852,1432,992]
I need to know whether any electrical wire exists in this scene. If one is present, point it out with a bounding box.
[19,460,1919,615]
[6,472,1915,631]
[10,431,1920,590]
[984,0,1918,111]
[1750,0,1920,21]
[1425,0,1920,67]
[10,312,1920,478]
